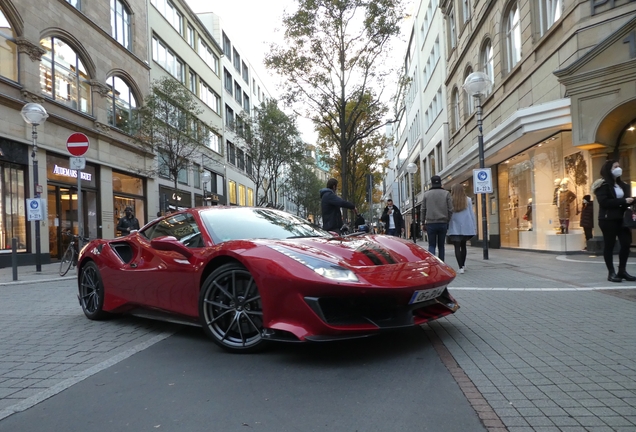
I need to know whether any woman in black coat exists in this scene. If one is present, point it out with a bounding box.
[593,160,635,282]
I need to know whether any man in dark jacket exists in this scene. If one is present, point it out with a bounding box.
[116,206,140,236]
[380,199,404,237]
[320,178,357,232]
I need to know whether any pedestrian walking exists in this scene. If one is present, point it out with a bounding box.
[116,206,140,236]
[593,160,635,282]
[447,184,476,274]
[421,175,453,261]
[320,178,357,233]
[580,194,594,251]
[380,199,404,237]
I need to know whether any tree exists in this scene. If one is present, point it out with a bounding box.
[135,77,212,197]
[282,163,323,219]
[265,0,404,202]
[242,99,306,207]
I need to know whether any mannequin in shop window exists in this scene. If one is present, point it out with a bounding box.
[557,178,576,234]
[524,198,533,231]
[552,178,561,206]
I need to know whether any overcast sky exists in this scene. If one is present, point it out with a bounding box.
[185,0,415,142]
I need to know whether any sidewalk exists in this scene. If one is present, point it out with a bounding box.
[0,263,75,286]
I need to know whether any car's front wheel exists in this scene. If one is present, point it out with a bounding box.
[79,261,109,320]
[199,263,266,353]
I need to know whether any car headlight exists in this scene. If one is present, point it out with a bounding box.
[269,245,358,282]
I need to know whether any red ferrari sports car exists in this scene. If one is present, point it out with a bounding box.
[77,207,459,353]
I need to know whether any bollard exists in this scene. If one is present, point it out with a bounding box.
[12,237,18,281]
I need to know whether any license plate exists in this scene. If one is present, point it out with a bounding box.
[409,286,445,304]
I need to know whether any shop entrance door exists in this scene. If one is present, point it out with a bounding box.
[47,185,77,259]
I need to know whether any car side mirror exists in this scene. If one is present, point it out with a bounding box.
[150,236,194,259]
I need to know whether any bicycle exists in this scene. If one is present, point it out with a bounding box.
[59,231,89,276]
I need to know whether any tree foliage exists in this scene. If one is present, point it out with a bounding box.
[265,0,404,201]
[281,163,323,219]
[135,77,211,193]
[242,99,306,207]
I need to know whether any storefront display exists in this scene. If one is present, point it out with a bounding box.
[497,131,589,251]
[113,170,145,235]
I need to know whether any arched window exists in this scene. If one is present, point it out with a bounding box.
[481,39,494,93]
[40,37,91,113]
[452,88,460,132]
[106,75,138,132]
[111,0,131,50]
[0,8,17,81]
[538,0,561,36]
[505,2,521,72]
[464,67,474,117]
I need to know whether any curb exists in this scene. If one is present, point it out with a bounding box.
[0,276,76,286]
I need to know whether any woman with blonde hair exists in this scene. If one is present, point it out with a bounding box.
[447,184,477,273]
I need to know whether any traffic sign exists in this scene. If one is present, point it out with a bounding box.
[66,132,90,156]
[70,157,86,170]
[473,168,493,194]
[26,198,43,221]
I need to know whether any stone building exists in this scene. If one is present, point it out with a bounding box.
[438,0,636,252]
[0,0,152,266]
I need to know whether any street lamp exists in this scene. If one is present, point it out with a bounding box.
[463,71,492,260]
[202,171,212,206]
[406,162,418,244]
[20,103,49,272]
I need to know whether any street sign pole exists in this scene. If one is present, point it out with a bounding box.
[77,167,82,247]
[66,133,90,246]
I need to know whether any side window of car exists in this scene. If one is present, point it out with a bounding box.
[148,213,203,248]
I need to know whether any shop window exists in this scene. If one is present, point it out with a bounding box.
[110,0,132,51]
[239,184,246,206]
[106,75,138,133]
[248,187,254,206]
[504,1,521,72]
[39,37,91,113]
[0,164,27,253]
[229,180,237,204]
[0,9,18,82]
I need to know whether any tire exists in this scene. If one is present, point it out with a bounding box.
[199,263,267,353]
[78,261,109,320]
[59,247,74,276]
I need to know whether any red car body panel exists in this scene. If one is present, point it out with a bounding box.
[78,207,459,342]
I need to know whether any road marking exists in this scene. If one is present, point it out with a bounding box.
[451,286,636,291]
[0,330,176,421]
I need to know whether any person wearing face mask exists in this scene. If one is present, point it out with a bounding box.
[593,160,635,282]
[116,206,140,236]
[580,194,594,251]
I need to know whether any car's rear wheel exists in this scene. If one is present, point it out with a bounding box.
[79,261,109,320]
[199,263,266,353]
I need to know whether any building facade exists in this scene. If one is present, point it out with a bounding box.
[438,0,636,252]
[0,0,152,266]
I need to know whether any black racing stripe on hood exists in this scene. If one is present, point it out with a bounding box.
[361,249,383,265]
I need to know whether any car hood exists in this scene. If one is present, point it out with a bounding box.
[262,234,434,268]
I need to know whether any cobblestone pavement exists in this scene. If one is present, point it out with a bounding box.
[1,248,636,431]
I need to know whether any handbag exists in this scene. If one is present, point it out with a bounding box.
[623,206,636,228]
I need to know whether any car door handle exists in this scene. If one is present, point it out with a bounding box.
[130,263,138,268]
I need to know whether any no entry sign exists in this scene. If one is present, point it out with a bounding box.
[66,133,90,156]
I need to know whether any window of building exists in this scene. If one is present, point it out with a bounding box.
[233,48,240,71]
[65,0,80,9]
[187,25,195,48]
[243,93,250,113]
[198,39,219,75]
[429,151,436,176]
[204,129,221,154]
[451,88,460,132]
[436,142,443,171]
[448,8,456,50]
[150,0,182,34]
[464,67,474,117]
[234,82,242,104]
[239,184,246,206]
[40,37,91,113]
[222,32,231,57]
[505,1,521,72]
[242,61,249,82]
[481,39,494,93]
[106,75,138,132]
[229,180,237,204]
[236,116,245,137]
[223,68,232,95]
[538,0,562,36]
[188,70,196,93]
[247,187,254,206]
[237,148,245,171]
[177,163,188,184]
[158,151,170,178]
[199,80,220,114]
[151,36,184,82]
[193,163,201,188]
[246,155,253,177]
[461,0,470,24]
[227,141,236,166]
[110,0,131,50]
[225,105,234,130]
[0,9,18,82]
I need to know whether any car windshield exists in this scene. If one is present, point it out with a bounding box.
[200,207,328,243]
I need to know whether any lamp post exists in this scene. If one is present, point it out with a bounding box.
[463,71,493,260]
[406,162,418,244]
[20,103,49,272]
[202,171,211,206]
